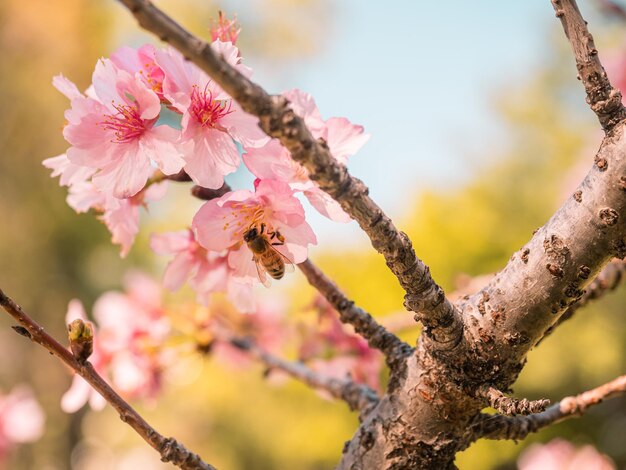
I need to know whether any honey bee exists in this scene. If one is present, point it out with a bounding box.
[243,223,294,287]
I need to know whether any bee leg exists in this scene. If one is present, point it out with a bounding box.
[268,229,285,244]
[259,222,266,236]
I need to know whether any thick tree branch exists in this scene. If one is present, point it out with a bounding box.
[227,336,379,413]
[0,288,215,470]
[115,0,463,349]
[475,374,626,440]
[381,259,625,336]
[551,0,626,130]
[298,260,412,368]
[477,385,550,416]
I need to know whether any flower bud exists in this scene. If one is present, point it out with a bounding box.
[68,319,94,363]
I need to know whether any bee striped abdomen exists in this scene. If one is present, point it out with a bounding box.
[262,254,285,279]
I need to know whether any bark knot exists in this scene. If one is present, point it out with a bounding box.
[595,155,608,171]
[573,190,582,203]
[598,208,619,226]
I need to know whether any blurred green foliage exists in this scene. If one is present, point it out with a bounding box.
[0,1,624,469]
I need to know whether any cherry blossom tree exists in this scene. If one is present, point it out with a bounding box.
[1,1,626,469]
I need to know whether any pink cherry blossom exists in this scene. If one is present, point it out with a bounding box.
[155,43,267,188]
[210,12,241,44]
[282,89,369,165]
[244,89,369,222]
[150,229,255,311]
[192,179,317,285]
[56,60,185,198]
[110,44,165,100]
[0,386,45,461]
[518,439,615,470]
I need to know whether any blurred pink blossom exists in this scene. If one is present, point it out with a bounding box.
[518,439,615,470]
[61,273,171,413]
[0,386,45,460]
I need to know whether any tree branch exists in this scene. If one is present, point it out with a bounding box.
[114,0,463,349]
[477,385,550,416]
[381,259,625,336]
[227,336,379,413]
[298,260,412,368]
[551,0,626,130]
[0,288,215,470]
[475,374,626,440]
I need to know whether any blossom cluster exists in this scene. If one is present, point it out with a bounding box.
[62,273,170,412]
[45,16,369,311]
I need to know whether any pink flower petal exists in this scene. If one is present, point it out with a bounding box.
[92,144,153,198]
[324,116,370,164]
[163,251,195,291]
[304,187,350,222]
[150,230,192,255]
[184,128,240,188]
[193,196,246,252]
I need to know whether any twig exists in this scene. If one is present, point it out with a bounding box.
[551,0,626,130]
[114,0,463,349]
[0,288,215,470]
[477,385,550,416]
[298,260,412,367]
[474,374,626,440]
[227,336,379,413]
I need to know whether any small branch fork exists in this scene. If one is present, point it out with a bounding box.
[115,0,463,349]
[473,374,626,440]
[227,336,379,413]
[551,0,626,130]
[0,289,215,470]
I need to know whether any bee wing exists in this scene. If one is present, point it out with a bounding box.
[271,246,295,273]
[252,254,272,288]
